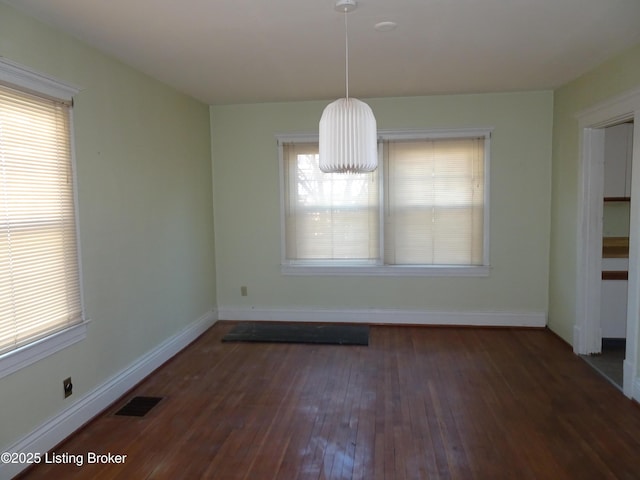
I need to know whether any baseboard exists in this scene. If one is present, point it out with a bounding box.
[573,324,582,353]
[217,306,546,327]
[628,359,640,401]
[1,309,218,480]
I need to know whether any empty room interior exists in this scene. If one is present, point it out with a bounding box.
[2,0,640,478]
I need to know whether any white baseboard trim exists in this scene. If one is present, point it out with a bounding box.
[1,309,217,480]
[623,359,635,399]
[573,325,582,354]
[218,306,546,327]
[623,360,640,403]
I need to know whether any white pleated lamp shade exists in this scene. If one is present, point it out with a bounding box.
[319,97,377,173]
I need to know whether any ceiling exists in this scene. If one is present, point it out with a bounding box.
[4,0,640,105]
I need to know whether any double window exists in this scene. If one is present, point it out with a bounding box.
[280,129,490,276]
[0,59,84,376]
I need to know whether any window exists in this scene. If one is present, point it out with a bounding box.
[279,129,490,276]
[0,59,85,377]
[282,142,379,263]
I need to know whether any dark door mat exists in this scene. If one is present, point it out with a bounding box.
[222,322,369,346]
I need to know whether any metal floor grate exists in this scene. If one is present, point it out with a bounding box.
[114,396,164,417]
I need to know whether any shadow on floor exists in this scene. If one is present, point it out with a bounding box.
[581,338,625,389]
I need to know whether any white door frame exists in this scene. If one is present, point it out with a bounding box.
[575,86,640,399]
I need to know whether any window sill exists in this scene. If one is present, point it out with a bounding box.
[281,264,490,277]
[0,320,89,380]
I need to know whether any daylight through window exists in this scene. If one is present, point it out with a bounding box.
[0,82,82,356]
[280,130,490,275]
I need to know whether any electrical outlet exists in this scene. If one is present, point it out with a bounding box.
[241,286,248,297]
[63,377,73,398]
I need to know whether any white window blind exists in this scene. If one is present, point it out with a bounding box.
[280,130,489,275]
[0,83,82,356]
[282,142,379,262]
[384,137,485,265]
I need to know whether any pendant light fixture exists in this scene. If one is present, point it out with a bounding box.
[319,0,377,173]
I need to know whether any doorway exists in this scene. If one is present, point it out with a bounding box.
[575,87,640,398]
[586,122,633,388]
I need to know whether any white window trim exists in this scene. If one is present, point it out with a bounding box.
[0,57,79,101]
[0,322,89,379]
[277,128,492,277]
[0,58,88,379]
[281,263,490,277]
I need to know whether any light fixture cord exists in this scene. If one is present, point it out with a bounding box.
[344,6,349,99]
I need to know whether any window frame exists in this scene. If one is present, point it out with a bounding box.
[278,128,492,277]
[0,58,87,379]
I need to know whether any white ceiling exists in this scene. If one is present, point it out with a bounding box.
[4,0,640,105]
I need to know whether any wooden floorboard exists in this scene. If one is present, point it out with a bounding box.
[17,322,640,480]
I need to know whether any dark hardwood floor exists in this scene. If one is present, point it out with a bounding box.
[18,322,640,479]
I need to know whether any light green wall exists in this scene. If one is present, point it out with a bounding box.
[603,202,631,237]
[0,3,216,451]
[211,91,553,313]
[549,42,640,343]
